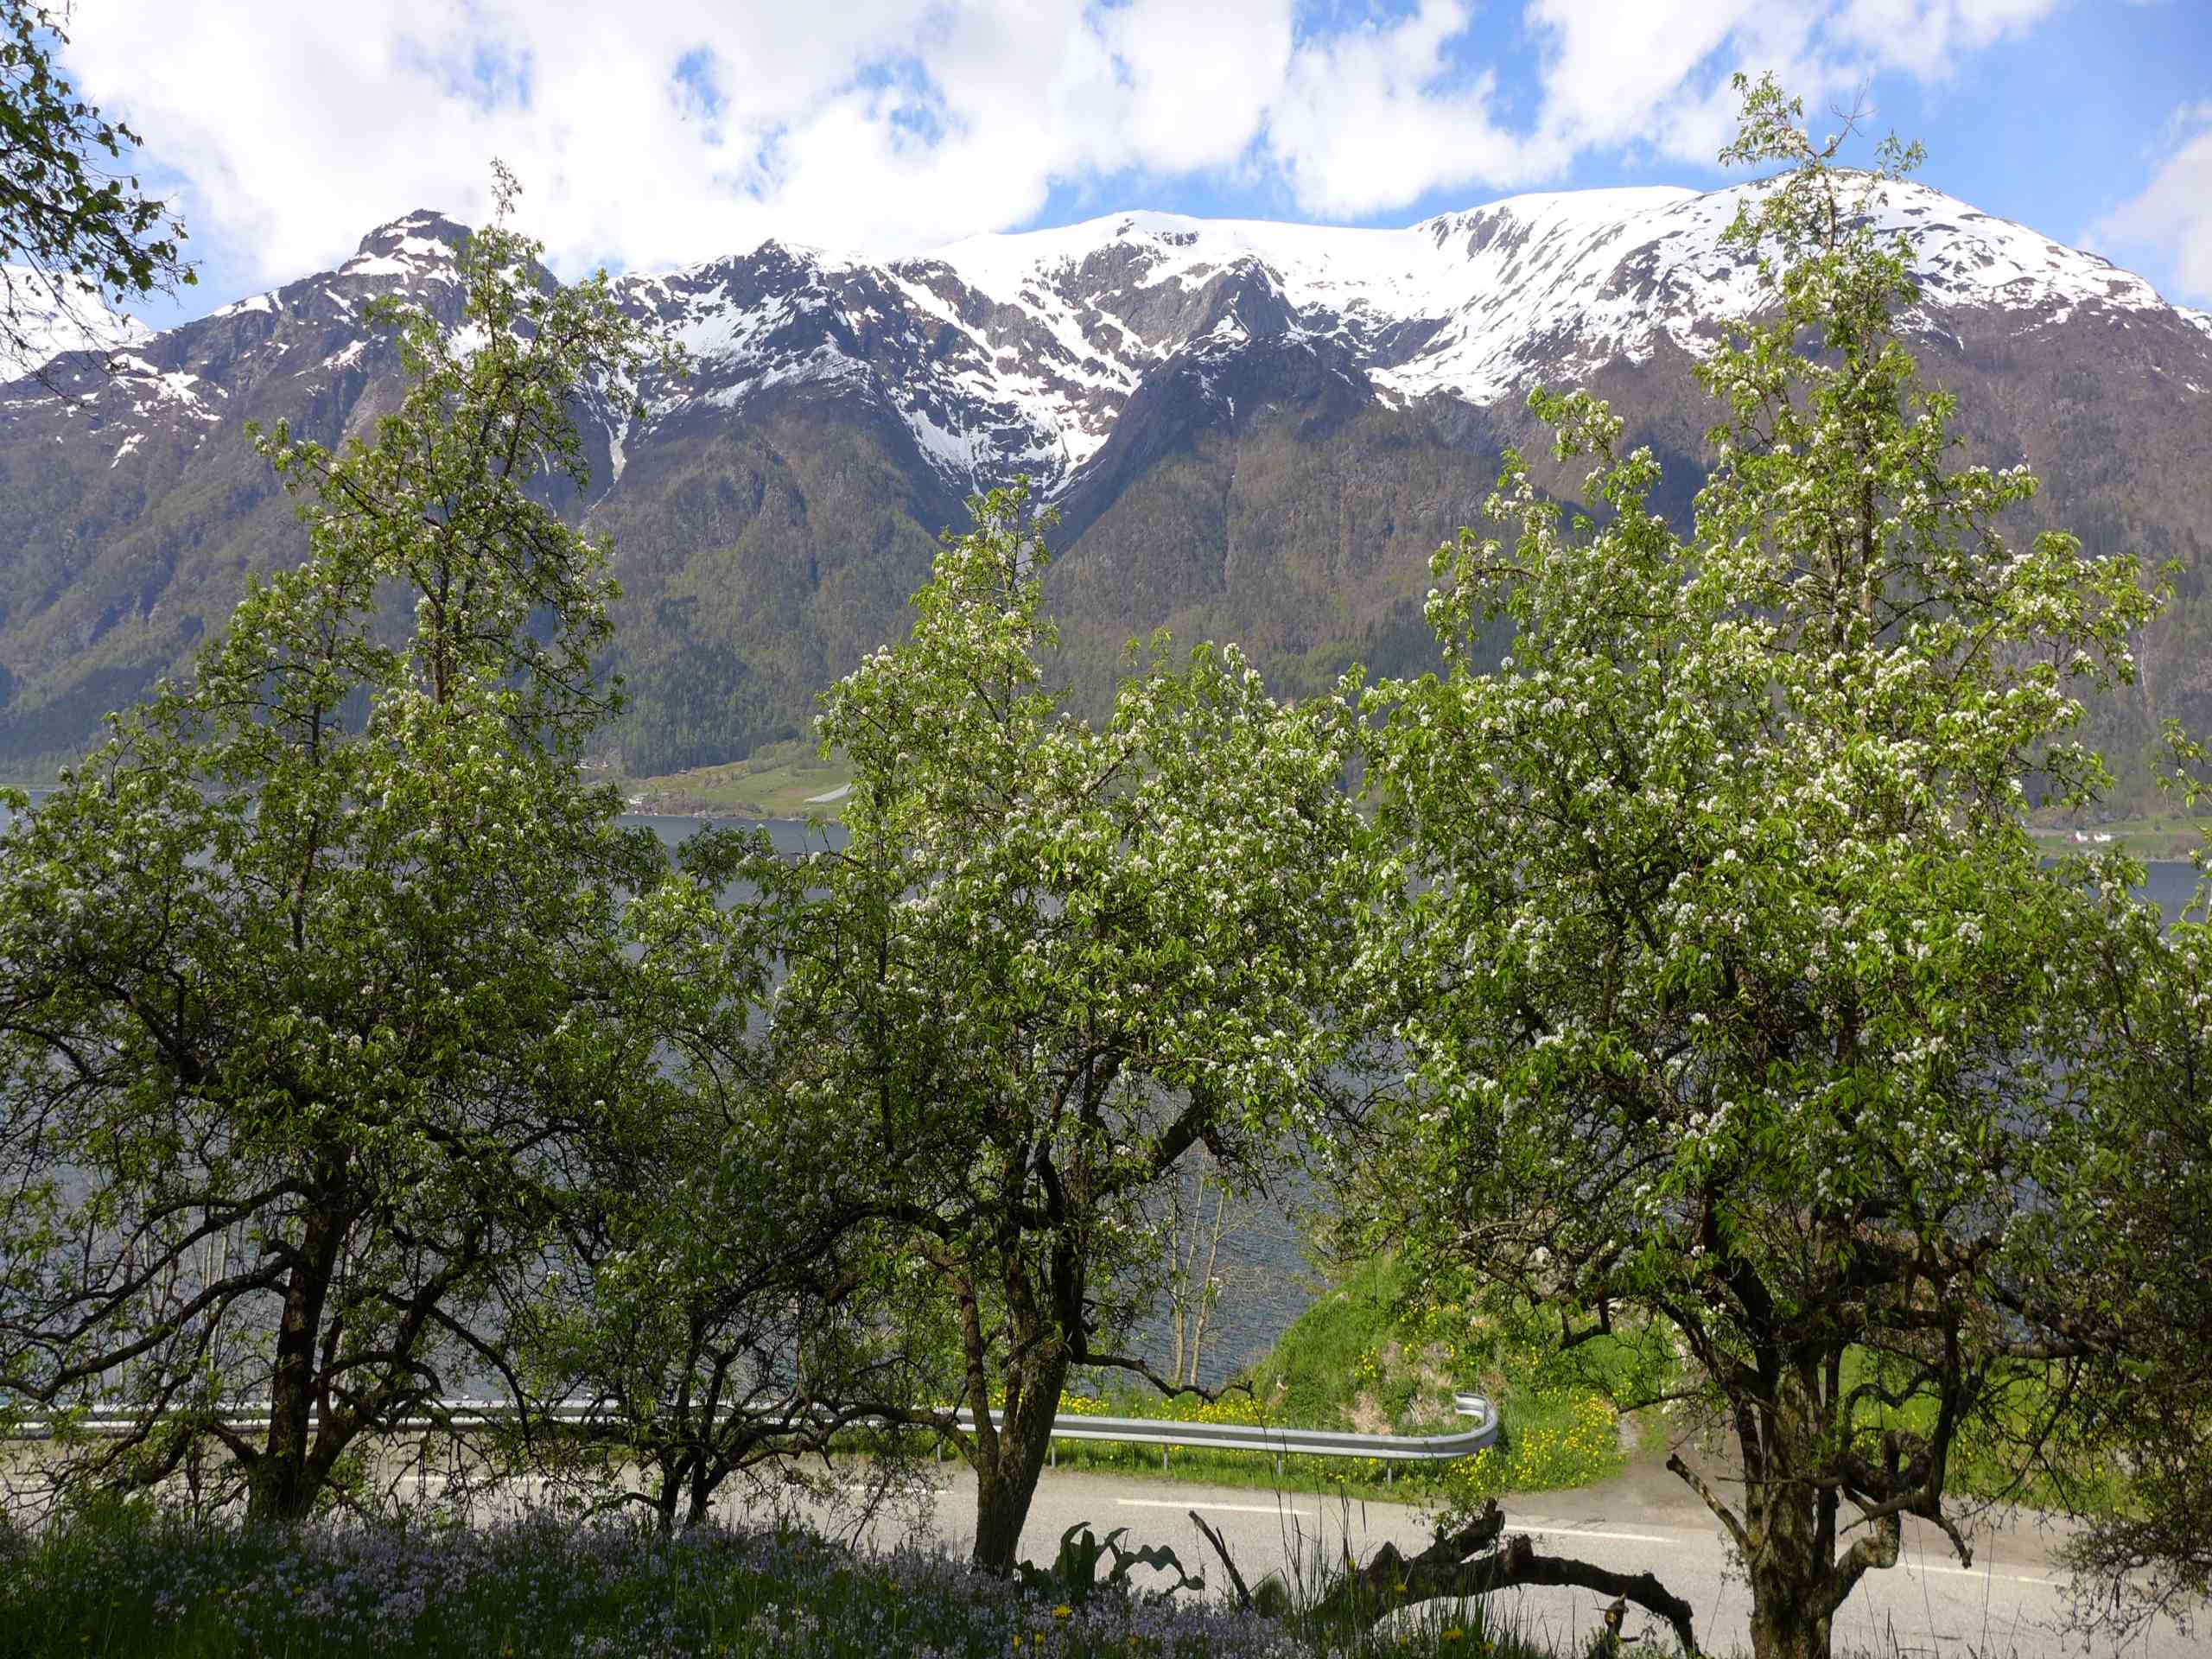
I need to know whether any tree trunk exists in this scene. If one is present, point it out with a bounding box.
[249,1195,343,1526]
[653,1458,683,1534]
[684,1449,716,1530]
[1749,1567,1834,1659]
[969,1344,1072,1573]
[1742,1371,1839,1659]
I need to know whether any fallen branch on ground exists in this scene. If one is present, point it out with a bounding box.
[1296,1499,1699,1654]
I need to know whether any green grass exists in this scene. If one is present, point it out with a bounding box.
[2029,810,2210,861]
[624,741,851,820]
[1044,1255,1635,1507]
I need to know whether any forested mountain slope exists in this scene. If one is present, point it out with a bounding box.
[1,180,2205,784]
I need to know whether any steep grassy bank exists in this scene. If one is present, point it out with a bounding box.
[1050,1255,1643,1506]
[1078,1255,2113,1524]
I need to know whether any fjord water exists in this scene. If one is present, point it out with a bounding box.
[2136,856,2203,919]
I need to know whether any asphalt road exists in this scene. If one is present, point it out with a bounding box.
[829,1461,2199,1659]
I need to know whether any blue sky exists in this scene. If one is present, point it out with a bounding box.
[1139,3,2212,256]
[53,1,2212,330]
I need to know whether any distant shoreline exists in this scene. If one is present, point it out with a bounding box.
[9,779,2202,862]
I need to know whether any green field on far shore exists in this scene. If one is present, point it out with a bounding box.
[620,750,2212,856]
[2030,812,2210,861]
[625,741,852,821]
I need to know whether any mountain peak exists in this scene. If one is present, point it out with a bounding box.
[351,211,472,269]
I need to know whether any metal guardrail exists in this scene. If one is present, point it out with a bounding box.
[972,1391,1497,1464]
[975,1391,1497,1484]
[10,1393,1499,1477]
[7,1402,595,1439]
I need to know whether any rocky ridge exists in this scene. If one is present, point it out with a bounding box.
[602,178,2210,495]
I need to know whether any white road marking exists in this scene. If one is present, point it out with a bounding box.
[1514,1523,2056,1586]
[1517,1526,1673,1546]
[1116,1498,1314,1518]
[1910,1563,2058,1588]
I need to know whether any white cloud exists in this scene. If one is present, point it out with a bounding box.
[1527,0,1773,156]
[2084,102,2212,306]
[1524,0,2060,168]
[1266,1,1546,216]
[59,0,2069,298]
[1096,0,1294,178]
[1828,0,2058,78]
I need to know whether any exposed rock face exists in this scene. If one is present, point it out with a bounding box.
[0,181,2206,779]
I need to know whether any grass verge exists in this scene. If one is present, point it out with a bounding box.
[0,1504,1579,1659]
[1047,1255,1633,1508]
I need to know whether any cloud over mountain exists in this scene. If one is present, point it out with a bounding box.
[2087,100,2212,306]
[63,0,2077,305]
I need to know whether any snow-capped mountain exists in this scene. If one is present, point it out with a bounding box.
[609,177,2212,496]
[0,181,2207,780]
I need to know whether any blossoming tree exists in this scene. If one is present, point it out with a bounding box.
[1361,76,2165,1659]
[769,482,1380,1573]
[0,171,721,1525]
[2028,857,2212,1636]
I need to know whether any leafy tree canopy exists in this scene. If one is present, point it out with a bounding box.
[767,481,1382,1572]
[0,169,712,1526]
[1357,73,2171,1659]
[0,1,191,381]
